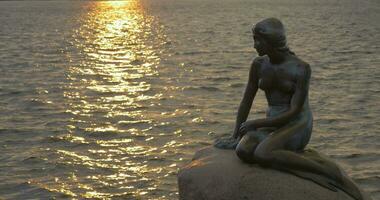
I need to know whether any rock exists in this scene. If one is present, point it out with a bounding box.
[178,146,362,200]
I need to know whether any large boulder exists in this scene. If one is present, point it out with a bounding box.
[178,146,362,200]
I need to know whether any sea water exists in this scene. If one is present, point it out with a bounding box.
[0,0,379,199]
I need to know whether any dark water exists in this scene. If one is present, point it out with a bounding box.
[0,0,379,199]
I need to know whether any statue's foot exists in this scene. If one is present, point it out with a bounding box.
[290,149,368,200]
[330,173,369,200]
[214,136,239,149]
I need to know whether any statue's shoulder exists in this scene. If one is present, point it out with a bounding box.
[289,55,308,66]
[251,56,268,70]
[292,56,311,79]
[252,56,268,65]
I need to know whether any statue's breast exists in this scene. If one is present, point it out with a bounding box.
[258,65,296,94]
[258,64,274,90]
[276,79,296,93]
[258,77,272,91]
[258,56,299,96]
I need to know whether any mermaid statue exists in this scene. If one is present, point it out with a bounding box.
[214,18,370,200]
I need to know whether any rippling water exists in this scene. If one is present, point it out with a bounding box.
[0,0,379,199]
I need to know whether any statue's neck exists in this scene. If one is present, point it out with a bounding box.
[267,51,290,64]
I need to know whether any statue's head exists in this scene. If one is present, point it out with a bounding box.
[252,18,289,56]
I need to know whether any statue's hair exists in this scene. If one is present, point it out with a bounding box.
[252,18,295,55]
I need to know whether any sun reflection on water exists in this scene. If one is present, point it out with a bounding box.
[36,1,179,199]
[66,0,160,130]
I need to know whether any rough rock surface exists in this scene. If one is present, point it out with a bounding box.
[178,146,359,200]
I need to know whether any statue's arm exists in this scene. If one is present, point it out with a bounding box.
[244,64,311,129]
[232,59,259,138]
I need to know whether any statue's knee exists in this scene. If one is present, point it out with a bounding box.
[235,146,248,159]
[235,145,253,162]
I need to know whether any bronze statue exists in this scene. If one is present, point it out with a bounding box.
[214,18,369,200]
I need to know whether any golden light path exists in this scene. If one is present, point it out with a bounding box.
[35,1,179,199]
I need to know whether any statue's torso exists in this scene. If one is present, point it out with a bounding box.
[249,56,314,150]
[255,55,312,118]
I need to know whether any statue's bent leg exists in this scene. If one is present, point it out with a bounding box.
[253,116,337,180]
[253,119,367,200]
[235,128,273,163]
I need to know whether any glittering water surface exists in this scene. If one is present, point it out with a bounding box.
[0,0,379,199]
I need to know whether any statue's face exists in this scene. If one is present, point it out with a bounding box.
[253,33,269,56]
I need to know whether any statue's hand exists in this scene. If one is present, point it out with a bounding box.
[239,121,256,136]
[239,123,248,136]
